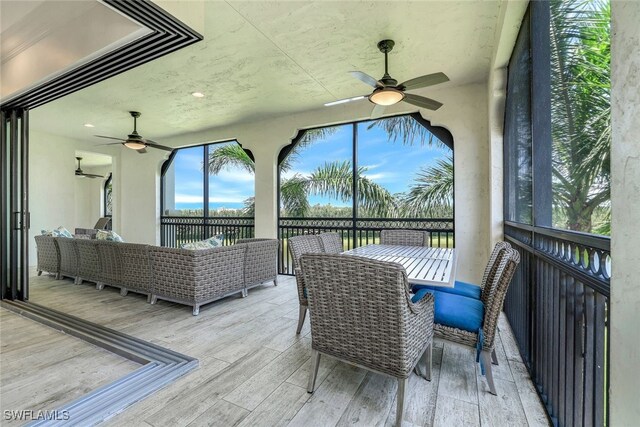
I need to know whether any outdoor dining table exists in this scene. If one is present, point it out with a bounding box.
[341,244,457,288]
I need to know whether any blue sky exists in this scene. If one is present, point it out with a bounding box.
[169,119,451,211]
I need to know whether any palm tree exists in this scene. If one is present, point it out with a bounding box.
[550,0,610,232]
[400,155,453,217]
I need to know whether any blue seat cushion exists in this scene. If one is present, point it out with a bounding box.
[412,289,484,332]
[412,280,481,300]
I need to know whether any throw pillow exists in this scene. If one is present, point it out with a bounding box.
[180,235,224,250]
[96,230,125,242]
[54,226,73,238]
[41,229,53,236]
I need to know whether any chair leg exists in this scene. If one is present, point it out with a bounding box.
[37,270,42,276]
[481,350,497,395]
[241,289,248,298]
[296,305,307,334]
[120,288,128,297]
[307,350,321,393]
[491,348,499,365]
[192,305,200,316]
[396,378,408,426]
[150,295,158,304]
[146,294,152,303]
[273,278,278,286]
[74,277,82,285]
[55,273,61,280]
[96,282,104,290]
[422,342,432,381]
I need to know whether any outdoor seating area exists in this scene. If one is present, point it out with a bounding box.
[34,235,279,315]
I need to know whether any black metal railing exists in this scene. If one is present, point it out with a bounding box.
[278,217,454,275]
[160,216,255,248]
[503,221,609,427]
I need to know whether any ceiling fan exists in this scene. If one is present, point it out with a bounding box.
[75,157,104,179]
[325,39,449,119]
[95,111,173,153]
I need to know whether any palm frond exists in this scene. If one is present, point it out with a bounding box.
[207,144,255,175]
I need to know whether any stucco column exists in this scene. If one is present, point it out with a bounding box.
[610,1,640,424]
[116,148,166,245]
[241,128,292,239]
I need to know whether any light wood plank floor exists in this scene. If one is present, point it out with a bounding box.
[0,307,139,426]
[21,274,549,427]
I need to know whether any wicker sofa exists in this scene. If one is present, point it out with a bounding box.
[148,245,247,315]
[34,236,279,315]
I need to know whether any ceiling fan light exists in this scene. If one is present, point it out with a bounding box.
[124,141,146,150]
[368,88,405,106]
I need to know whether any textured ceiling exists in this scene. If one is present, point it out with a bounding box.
[30,1,501,145]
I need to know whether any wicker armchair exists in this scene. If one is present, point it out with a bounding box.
[431,247,520,395]
[301,253,435,427]
[75,239,102,286]
[34,235,60,278]
[317,232,343,254]
[288,234,324,334]
[118,243,152,298]
[236,238,279,290]
[380,229,430,246]
[55,237,80,283]
[148,244,247,315]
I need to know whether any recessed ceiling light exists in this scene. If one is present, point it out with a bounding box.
[83,123,95,128]
[191,92,205,98]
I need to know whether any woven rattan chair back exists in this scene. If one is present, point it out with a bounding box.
[95,240,122,290]
[75,239,101,285]
[55,237,79,281]
[301,253,433,379]
[318,232,344,254]
[380,229,429,247]
[118,243,152,295]
[35,235,60,277]
[481,247,520,349]
[479,241,511,303]
[288,234,324,271]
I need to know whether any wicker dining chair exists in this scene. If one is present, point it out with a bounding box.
[317,232,344,254]
[412,241,511,301]
[288,234,324,334]
[380,229,430,246]
[301,253,435,427]
[413,247,520,395]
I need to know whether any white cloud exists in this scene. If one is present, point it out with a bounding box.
[214,168,254,183]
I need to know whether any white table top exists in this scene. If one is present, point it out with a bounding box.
[342,244,457,287]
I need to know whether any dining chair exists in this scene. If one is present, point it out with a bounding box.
[301,253,434,427]
[317,232,344,254]
[412,247,520,395]
[288,234,324,334]
[380,229,430,246]
[412,241,511,300]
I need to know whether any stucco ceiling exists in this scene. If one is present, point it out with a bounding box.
[0,0,149,101]
[75,150,112,168]
[30,1,501,146]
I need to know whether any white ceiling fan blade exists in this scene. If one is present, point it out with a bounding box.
[94,135,125,141]
[371,104,386,119]
[403,94,443,110]
[350,71,383,88]
[324,95,367,107]
[400,72,449,90]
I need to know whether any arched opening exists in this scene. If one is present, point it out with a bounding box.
[277,113,454,274]
[160,141,255,247]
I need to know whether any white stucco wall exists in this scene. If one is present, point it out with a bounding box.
[610,1,640,424]
[28,130,115,266]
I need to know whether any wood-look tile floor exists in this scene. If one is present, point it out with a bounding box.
[21,274,549,427]
[0,307,139,426]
